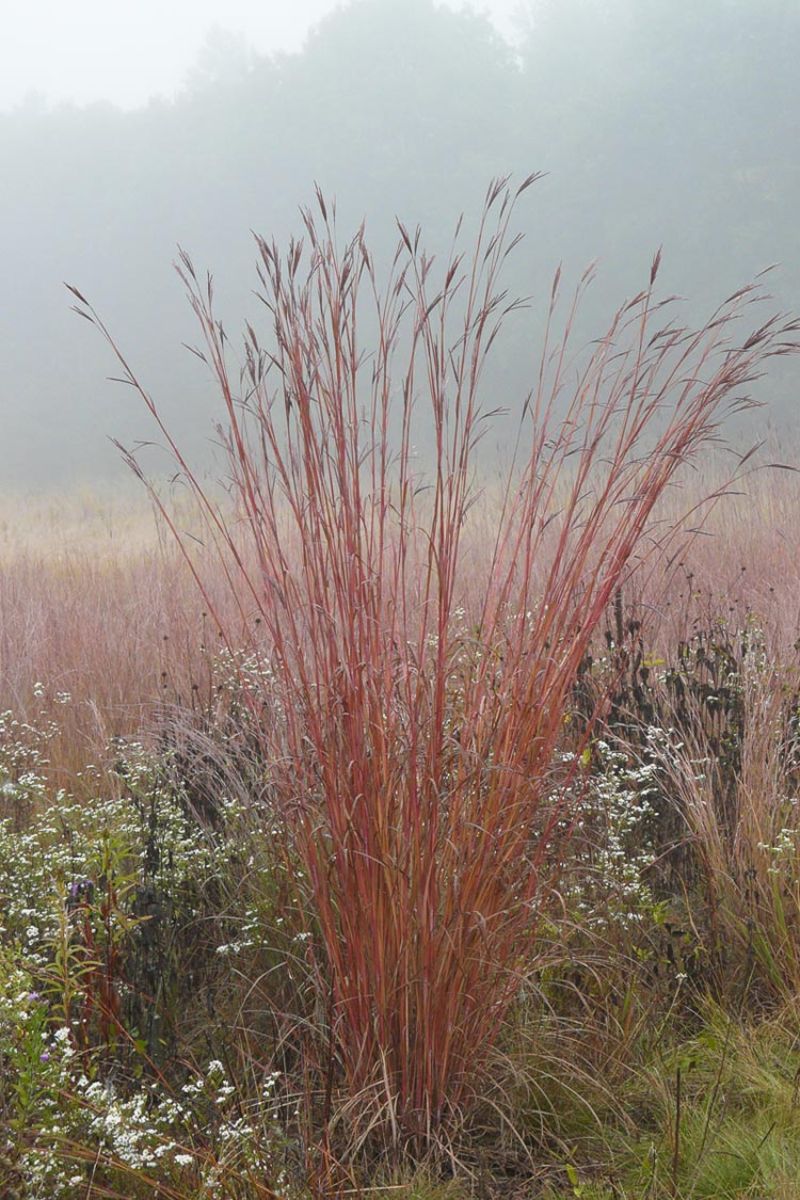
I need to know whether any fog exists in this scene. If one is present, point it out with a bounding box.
[1,0,527,110]
[2,0,798,488]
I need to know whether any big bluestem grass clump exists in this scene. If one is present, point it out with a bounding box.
[69,177,800,1149]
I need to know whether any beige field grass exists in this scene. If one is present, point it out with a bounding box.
[0,488,218,788]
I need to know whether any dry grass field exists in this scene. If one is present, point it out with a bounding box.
[3,452,799,790]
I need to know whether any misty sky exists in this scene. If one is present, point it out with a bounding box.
[1,0,525,110]
[3,0,796,487]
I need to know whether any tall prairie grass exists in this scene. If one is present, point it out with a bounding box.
[0,491,220,789]
[646,639,800,1001]
[60,177,800,1148]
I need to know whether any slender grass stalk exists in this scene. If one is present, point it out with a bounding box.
[649,637,800,1000]
[69,176,799,1146]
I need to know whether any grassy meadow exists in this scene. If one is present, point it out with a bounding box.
[3,186,800,1198]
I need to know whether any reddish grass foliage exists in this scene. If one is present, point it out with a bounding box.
[0,493,248,793]
[69,178,799,1144]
